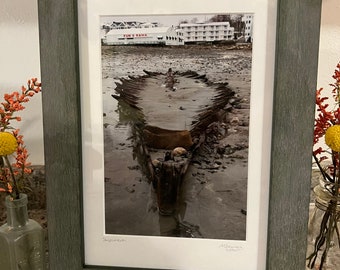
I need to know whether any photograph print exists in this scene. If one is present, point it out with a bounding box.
[101,13,253,240]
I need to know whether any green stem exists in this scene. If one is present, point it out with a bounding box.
[313,153,333,182]
[307,208,330,268]
[320,156,340,269]
[4,155,19,199]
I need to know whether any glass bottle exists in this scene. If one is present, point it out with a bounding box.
[0,193,46,269]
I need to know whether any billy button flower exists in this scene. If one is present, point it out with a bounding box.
[325,125,340,152]
[0,132,19,197]
[0,132,18,156]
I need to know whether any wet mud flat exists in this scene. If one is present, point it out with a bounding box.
[102,45,251,240]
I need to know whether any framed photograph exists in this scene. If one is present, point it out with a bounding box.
[38,0,322,269]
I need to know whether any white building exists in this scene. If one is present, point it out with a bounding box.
[179,22,234,44]
[102,26,184,46]
[242,14,253,42]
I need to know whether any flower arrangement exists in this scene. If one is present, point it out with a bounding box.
[307,63,340,269]
[0,78,41,200]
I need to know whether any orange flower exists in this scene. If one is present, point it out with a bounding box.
[0,78,41,198]
[7,182,12,193]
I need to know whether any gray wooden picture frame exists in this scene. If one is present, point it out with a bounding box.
[37,0,322,269]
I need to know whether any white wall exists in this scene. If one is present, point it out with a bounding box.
[314,0,340,159]
[0,0,339,166]
[0,0,43,165]
[317,0,340,89]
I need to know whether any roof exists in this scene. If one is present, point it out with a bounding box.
[106,27,172,36]
[179,21,230,27]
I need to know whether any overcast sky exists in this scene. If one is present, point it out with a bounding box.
[100,13,243,27]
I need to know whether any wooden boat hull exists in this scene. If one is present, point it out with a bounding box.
[112,70,236,215]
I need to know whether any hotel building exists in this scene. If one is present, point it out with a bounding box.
[179,21,235,44]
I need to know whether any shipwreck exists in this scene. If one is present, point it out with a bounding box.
[111,69,238,215]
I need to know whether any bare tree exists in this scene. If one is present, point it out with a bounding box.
[209,14,231,23]
[190,17,198,23]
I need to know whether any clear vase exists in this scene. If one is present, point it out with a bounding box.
[306,177,340,269]
[0,193,46,269]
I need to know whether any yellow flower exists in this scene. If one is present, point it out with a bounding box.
[325,125,340,152]
[0,132,18,156]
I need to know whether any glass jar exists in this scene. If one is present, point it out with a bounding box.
[306,176,340,269]
[0,193,46,269]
